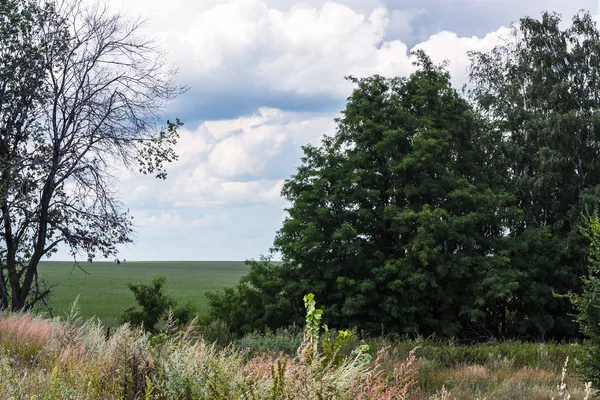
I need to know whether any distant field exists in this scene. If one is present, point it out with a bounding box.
[37,261,250,326]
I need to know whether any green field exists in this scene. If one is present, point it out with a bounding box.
[37,261,250,326]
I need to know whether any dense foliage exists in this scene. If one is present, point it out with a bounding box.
[468,10,600,339]
[210,11,600,340]
[206,257,303,334]
[572,213,600,390]
[210,52,517,338]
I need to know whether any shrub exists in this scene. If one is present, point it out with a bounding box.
[120,275,196,333]
[197,319,237,348]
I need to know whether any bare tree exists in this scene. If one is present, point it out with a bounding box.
[0,0,185,311]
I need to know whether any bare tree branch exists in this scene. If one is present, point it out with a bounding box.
[0,0,186,311]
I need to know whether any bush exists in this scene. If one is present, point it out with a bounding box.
[120,275,196,333]
[197,319,237,348]
[237,327,302,357]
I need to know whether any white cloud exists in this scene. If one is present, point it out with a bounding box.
[167,171,284,207]
[414,27,512,89]
[119,1,415,99]
[119,108,333,209]
[114,0,517,113]
[138,212,184,228]
[102,0,600,118]
[54,0,600,261]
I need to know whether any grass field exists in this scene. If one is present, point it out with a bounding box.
[37,260,250,326]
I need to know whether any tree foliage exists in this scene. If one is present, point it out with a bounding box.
[468,11,600,338]
[572,212,600,390]
[0,0,184,311]
[211,11,600,340]
[210,52,519,338]
[207,256,303,335]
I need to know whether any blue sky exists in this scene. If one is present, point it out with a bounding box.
[54,0,600,261]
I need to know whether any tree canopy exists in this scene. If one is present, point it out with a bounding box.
[210,52,519,339]
[210,11,600,340]
[468,10,600,338]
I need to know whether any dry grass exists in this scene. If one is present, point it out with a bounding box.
[0,313,420,399]
[0,312,59,364]
[0,313,56,346]
[0,312,594,399]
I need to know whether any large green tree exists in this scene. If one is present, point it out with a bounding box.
[468,11,600,338]
[210,53,518,338]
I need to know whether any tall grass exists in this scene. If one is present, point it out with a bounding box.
[0,311,418,399]
[0,309,594,399]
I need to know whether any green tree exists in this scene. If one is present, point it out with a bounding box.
[210,52,518,338]
[468,11,600,338]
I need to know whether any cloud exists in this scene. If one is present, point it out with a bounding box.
[191,213,225,227]
[379,0,598,46]
[138,212,184,228]
[52,0,600,262]
[413,27,512,89]
[118,108,333,210]
[169,1,412,95]
[114,1,417,120]
[102,0,600,124]
[386,8,427,43]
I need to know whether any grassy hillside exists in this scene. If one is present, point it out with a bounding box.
[37,261,250,326]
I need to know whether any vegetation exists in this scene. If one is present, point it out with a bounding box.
[210,52,515,338]
[120,275,197,333]
[0,304,593,399]
[0,298,421,400]
[467,10,600,340]
[2,0,600,396]
[206,256,302,335]
[572,212,600,391]
[0,0,183,312]
[209,11,600,341]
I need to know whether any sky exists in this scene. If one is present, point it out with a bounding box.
[53,0,600,261]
